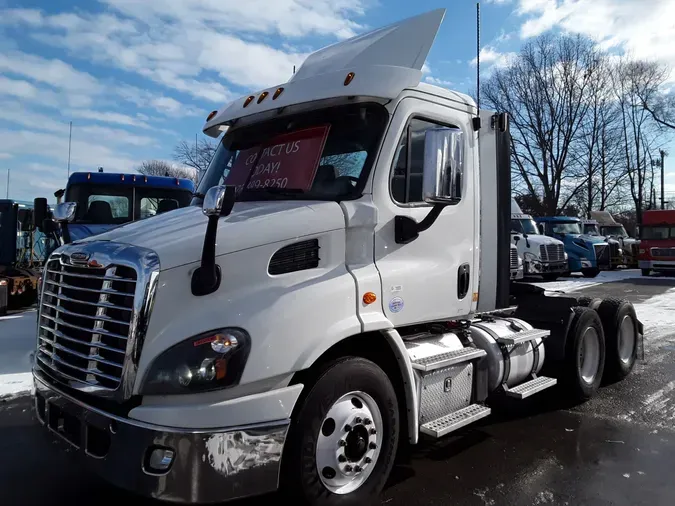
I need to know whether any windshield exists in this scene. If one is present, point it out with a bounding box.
[511,218,539,235]
[641,226,675,240]
[552,222,581,235]
[601,225,628,237]
[195,103,387,202]
[583,224,600,235]
[67,184,192,224]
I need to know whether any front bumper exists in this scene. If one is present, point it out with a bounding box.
[525,260,567,275]
[34,376,289,504]
[639,259,675,270]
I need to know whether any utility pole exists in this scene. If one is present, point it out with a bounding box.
[67,121,72,178]
[5,168,8,199]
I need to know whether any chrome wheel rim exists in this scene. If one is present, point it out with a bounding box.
[315,391,383,494]
[618,315,636,365]
[579,327,601,384]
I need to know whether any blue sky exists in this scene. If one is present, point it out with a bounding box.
[0,0,674,203]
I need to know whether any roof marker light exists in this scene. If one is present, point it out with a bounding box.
[121,174,125,181]
[206,110,218,121]
[344,72,355,86]
[257,91,269,104]
[87,173,91,180]
[144,176,148,183]
[243,96,255,108]
[273,87,284,100]
[133,175,137,182]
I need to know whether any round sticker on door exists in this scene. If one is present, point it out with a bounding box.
[389,297,404,313]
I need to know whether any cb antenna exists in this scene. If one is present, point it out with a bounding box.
[476,2,480,110]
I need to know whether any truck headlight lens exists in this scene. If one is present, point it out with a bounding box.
[140,328,250,395]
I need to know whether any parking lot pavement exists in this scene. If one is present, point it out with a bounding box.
[2,274,675,506]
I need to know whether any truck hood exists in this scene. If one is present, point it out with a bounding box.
[513,233,563,248]
[77,201,346,270]
[566,234,607,245]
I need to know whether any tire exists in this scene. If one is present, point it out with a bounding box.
[562,307,606,401]
[581,268,600,278]
[597,298,639,382]
[576,296,602,311]
[281,357,399,506]
[542,273,560,281]
[641,268,650,277]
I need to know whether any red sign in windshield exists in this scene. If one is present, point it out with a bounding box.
[225,125,330,193]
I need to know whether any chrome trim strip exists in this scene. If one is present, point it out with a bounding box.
[46,269,137,283]
[42,302,131,326]
[37,349,122,383]
[38,337,124,369]
[40,325,126,354]
[41,313,129,340]
[44,278,134,296]
[43,290,133,312]
[35,355,117,390]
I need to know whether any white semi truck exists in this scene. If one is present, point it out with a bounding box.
[32,10,642,505]
[510,200,568,280]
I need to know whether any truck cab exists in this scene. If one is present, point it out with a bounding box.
[536,216,610,277]
[639,209,675,276]
[31,9,642,506]
[510,201,567,281]
[49,171,195,243]
[591,210,639,267]
[580,218,622,269]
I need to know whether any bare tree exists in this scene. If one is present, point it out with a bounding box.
[173,138,218,183]
[482,34,602,215]
[137,160,197,183]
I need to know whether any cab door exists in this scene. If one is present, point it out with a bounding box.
[372,97,476,326]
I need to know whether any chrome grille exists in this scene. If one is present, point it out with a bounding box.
[510,247,518,269]
[36,257,137,390]
[594,244,610,266]
[609,241,621,256]
[539,243,564,262]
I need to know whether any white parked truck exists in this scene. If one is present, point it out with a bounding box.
[32,9,643,505]
[510,200,568,280]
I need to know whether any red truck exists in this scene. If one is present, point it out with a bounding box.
[639,209,675,276]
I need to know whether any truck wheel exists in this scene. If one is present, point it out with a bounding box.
[563,307,606,401]
[597,298,638,382]
[576,296,602,311]
[641,268,650,277]
[542,273,560,281]
[281,357,399,506]
[581,268,600,278]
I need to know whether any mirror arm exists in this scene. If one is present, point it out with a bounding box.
[61,222,72,244]
[191,215,222,296]
[395,201,458,244]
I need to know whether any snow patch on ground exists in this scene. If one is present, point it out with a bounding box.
[633,288,675,349]
[0,373,33,399]
[0,310,36,398]
[527,269,643,294]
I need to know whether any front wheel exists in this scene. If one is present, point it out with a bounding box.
[641,268,650,277]
[281,357,399,505]
[582,268,600,278]
[542,273,560,281]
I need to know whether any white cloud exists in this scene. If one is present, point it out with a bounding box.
[425,76,454,87]
[487,0,513,4]
[516,0,675,78]
[470,46,517,69]
[66,110,151,129]
[0,153,12,159]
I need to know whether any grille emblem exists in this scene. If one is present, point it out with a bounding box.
[70,252,90,264]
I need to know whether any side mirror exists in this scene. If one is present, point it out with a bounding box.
[192,186,236,296]
[33,198,48,231]
[513,235,520,245]
[422,127,464,204]
[53,202,77,223]
[538,224,545,235]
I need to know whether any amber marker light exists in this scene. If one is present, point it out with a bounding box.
[344,72,355,86]
[363,292,377,305]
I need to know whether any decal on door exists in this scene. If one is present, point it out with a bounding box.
[389,297,404,313]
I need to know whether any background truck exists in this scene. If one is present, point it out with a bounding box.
[31,10,643,506]
[581,218,623,269]
[510,200,567,281]
[0,199,55,313]
[509,243,523,281]
[638,209,675,276]
[536,216,610,278]
[591,210,639,268]
[42,171,195,244]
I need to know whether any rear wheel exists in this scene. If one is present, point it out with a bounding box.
[576,296,602,311]
[582,268,600,278]
[281,357,399,506]
[597,298,639,382]
[563,307,606,401]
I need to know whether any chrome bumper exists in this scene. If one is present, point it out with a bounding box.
[640,260,675,270]
[33,375,288,504]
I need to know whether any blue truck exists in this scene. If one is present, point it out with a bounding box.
[535,216,610,278]
[43,171,195,244]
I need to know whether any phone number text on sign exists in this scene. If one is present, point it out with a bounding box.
[225,125,330,193]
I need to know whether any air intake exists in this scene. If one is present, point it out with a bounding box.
[269,239,320,275]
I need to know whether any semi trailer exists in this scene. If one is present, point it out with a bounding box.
[32,10,643,505]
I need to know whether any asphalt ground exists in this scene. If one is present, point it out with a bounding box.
[1,273,674,506]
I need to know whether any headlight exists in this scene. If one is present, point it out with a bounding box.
[140,328,251,395]
[564,252,568,260]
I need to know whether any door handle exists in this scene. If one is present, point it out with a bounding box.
[457,263,470,299]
